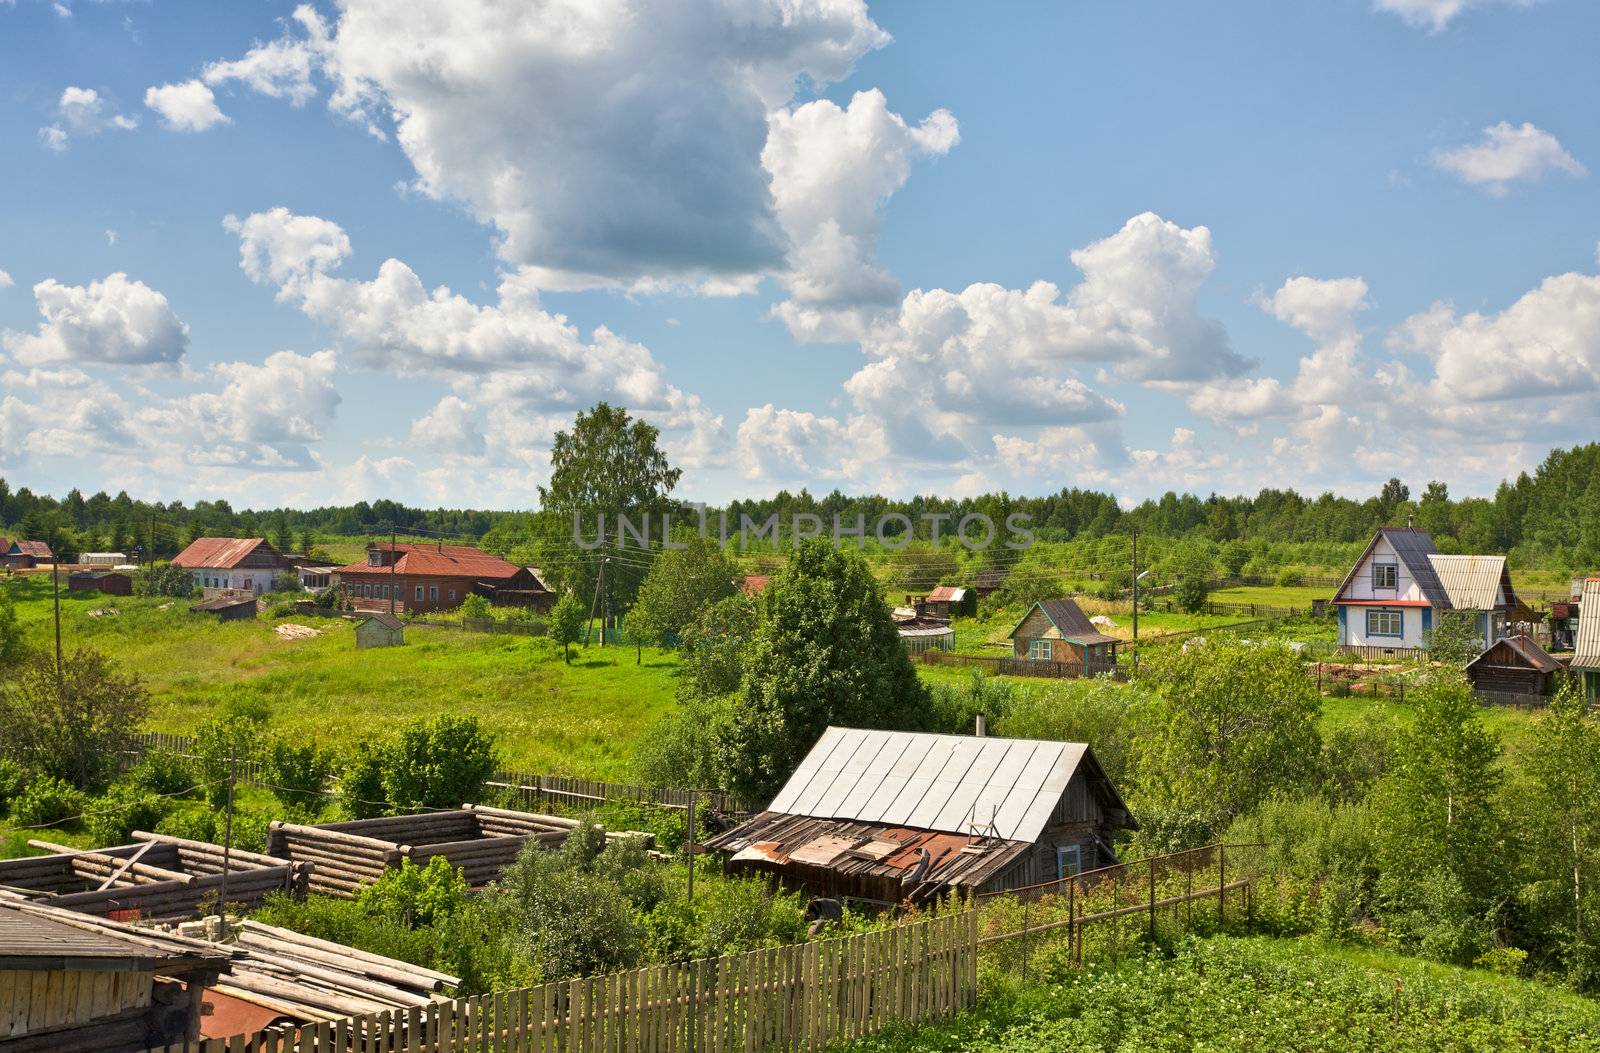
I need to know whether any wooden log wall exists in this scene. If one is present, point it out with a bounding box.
[149,910,980,1053]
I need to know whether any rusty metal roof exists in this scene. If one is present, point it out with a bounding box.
[171,537,279,570]
[767,727,1097,844]
[1427,554,1512,611]
[926,586,967,603]
[1575,579,1600,671]
[333,543,519,580]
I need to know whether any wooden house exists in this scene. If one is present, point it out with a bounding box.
[189,594,258,621]
[1575,578,1600,704]
[67,570,132,596]
[0,898,228,1052]
[355,612,406,649]
[333,543,550,614]
[1009,599,1118,669]
[923,586,975,620]
[1332,528,1517,653]
[1465,635,1562,697]
[3,540,53,569]
[170,537,286,596]
[705,727,1136,904]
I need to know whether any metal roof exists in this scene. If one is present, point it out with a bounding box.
[926,586,967,603]
[1427,554,1510,611]
[171,537,279,570]
[1575,579,1600,671]
[1334,528,1450,607]
[333,543,519,580]
[767,727,1095,844]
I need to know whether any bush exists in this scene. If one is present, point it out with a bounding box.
[129,749,198,797]
[11,775,87,829]
[193,718,259,807]
[0,647,151,793]
[458,593,492,620]
[1275,566,1305,588]
[0,758,28,816]
[360,856,470,928]
[155,802,217,843]
[85,784,172,844]
[339,741,391,819]
[271,570,302,595]
[259,736,335,816]
[135,563,197,598]
[384,715,499,812]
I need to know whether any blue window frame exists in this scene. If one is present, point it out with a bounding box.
[1367,610,1403,637]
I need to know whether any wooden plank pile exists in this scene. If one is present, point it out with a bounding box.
[0,833,308,921]
[265,804,651,897]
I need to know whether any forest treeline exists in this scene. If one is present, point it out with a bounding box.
[1,442,1596,571]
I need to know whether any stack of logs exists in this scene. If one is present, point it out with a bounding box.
[0,833,309,920]
[266,804,654,897]
[211,919,460,1020]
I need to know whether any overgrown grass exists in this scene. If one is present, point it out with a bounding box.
[839,935,1600,1052]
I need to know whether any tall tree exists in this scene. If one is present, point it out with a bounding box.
[0,648,151,792]
[714,540,929,800]
[627,533,739,648]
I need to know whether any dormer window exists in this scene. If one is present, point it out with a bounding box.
[368,550,382,567]
[1372,562,1398,589]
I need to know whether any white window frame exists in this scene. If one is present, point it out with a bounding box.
[1372,562,1398,590]
[1056,844,1082,878]
[429,586,439,603]
[1366,609,1403,638]
[1028,639,1052,661]
[415,585,425,602]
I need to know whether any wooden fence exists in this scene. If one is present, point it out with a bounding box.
[910,650,1119,680]
[154,910,979,1053]
[1335,643,1429,662]
[118,733,761,817]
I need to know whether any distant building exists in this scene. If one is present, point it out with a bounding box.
[922,585,975,619]
[333,542,551,614]
[67,570,133,596]
[1574,578,1600,703]
[1331,528,1518,652]
[706,726,1136,903]
[4,539,54,568]
[897,618,955,654]
[1009,599,1118,669]
[170,537,286,596]
[740,574,773,596]
[356,611,406,649]
[78,551,128,567]
[189,594,258,621]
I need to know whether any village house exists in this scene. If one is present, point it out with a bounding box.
[170,537,286,596]
[4,539,54,568]
[1574,578,1600,703]
[332,541,551,614]
[706,727,1136,904]
[1331,527,1519,653]
[1009,598,1119,670]
[1465,634,1563,698]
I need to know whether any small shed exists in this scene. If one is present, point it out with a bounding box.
[67,570,133,596]
[0,899,228,1052]
[1465,634,1562,697]
[189,594,258,621]
[1010,599,1119,670]
[706,726,1136,904]
[923,586,976,620]
[355,611,406,649]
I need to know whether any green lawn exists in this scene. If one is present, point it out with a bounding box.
[1209,584,1334,608]
[838,935,1600,1052]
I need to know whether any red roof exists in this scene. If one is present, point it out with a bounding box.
[9,540,53,558]
[334,542,519,581]
[171,537,279,570]
[927,586,966,603]
[740,574,772,595]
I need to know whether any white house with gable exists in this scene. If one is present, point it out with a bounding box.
[1332,527,1518,652]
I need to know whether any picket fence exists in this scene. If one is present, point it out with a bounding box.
[155,911,978,1053]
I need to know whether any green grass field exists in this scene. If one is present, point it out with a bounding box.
[1209,584,1333,608]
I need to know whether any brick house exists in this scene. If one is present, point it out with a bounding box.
[1009,598,1119,669]
[332,542,551,614]
[170,537,286,596]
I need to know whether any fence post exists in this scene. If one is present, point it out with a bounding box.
[1148,859,1156,944]
[1020,896,1029,983]
[1068,876,1077,967]
[1218,845,1226,928]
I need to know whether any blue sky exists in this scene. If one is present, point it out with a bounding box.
[1,0,1597,511]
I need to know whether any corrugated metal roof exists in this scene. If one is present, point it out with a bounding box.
[1428,554,1508,611]
[927,586,967,603]
[1038,599,1099,637]
[767,727,1096,843]
[171,537,278,570]
[333,543,518,580]
[1575,579,1600,671]
[9,540,53,558]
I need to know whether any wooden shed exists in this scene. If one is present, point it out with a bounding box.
[0,832,308,922]
[265,805,650,897]
[355,612,406,649]
[705,726,1136,905]
[1466,634,1563,697]
[0,898,228,1052]
[67,570,133,596]
[1010,599,1119,671]
[923,586,976,619]
[189,594,257,621]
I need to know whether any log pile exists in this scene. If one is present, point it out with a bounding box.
[266,804,656,898]
[0,833,308,921]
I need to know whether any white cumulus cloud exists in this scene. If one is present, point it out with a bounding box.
[145,80,230,132]
[38,86,138,149]
[2,273,189,366]
[1432,122,1585,195]
[1375,0,1541,32]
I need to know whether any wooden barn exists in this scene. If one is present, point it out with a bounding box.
[0,898,228,1052]
[705,727,1136,905]
[0,832,308,921]
[923,586,976,620]
[67,569,133,596]
[355,611,406,649]
[1466,634,1563,697]
[189,594,257,621]
[1010,599,1118,670]
[265,805,650,897]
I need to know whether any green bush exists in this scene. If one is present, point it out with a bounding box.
[384,714,498,812]
[339,741,390,819]
[259,736,335,816]
[155,802,217,842]
[359,856,470,927]
[1275,566,1306,588]
[193,717,260,807]
[11,775,87,828]
[135,563,197,598]
[85,784,173,844]
[129,749,197,797]
[0,758,28,816]
[458,593,492,620]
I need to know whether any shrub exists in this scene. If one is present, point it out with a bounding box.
[155,803,217,843]
[0,758,28,816]
[339,741,391,819]
[129,749,197,797]
[85,784,172,845]
[493,829,644,981]
[259,736,335,816]
[0,647,151,793]
[360,856,470,928]
[384,715,498,812]
[1275,566,1305,588]
[135,563,197,598]
[193,718,259,807]
[11,775,87,829]
[271,570,302,595]
[458,593,492,620]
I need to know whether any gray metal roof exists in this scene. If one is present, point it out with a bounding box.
[767,727,1094,844]
[1575,579,1600,671]
[1383,528,1450,607]
[1428,554,1510,611]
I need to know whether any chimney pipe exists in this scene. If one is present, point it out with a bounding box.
[975,713,986,738]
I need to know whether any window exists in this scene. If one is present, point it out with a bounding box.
[429,586,439,603]
[1028,639,1052,661]
[368,551,381,567]
[415,586,425,602]
[1367,609,1403,637]
[448,589,456,602]
[1372,562,1398,589]
[243,578,252,591]
[1056,845,1082,879]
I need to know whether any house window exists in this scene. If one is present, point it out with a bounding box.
[1372,562,1398,589]
[429,586,439,603]
[415,586,425,602]
[448,589,456,602]
[368,551,381,567]
[1367,610,1403,637]
[1028,639,1052,661]
[243,578,252,591]
[1056,845,1082,878]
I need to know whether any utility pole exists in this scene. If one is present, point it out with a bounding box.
[1130,531,1139,673]
[389,521,397,615]
[51,558,62,685]
[584,557,606,647]
[148,512,156,572]
[217,751,237,941]
[686,793,696,903]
